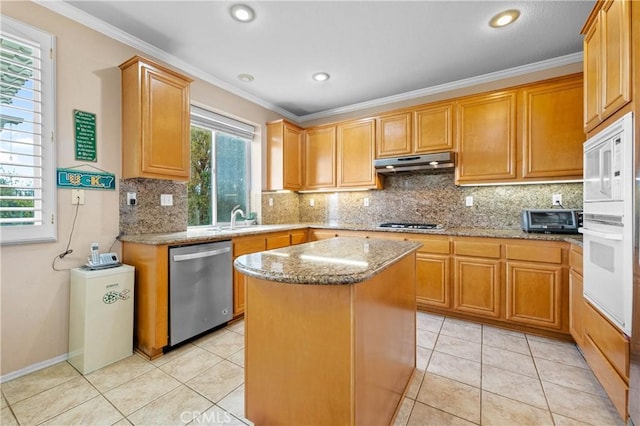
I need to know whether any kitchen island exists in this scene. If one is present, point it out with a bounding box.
[234,237,421,426]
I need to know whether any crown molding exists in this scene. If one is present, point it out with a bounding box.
[34,0,582,124]
[33,0,298,122]
[295,52,584,122]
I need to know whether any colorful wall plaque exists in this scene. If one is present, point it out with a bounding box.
[74,110,97,161]
[57,168,115,190]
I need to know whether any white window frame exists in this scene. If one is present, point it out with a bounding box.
[189,106,254,227]
[0,16,56,245]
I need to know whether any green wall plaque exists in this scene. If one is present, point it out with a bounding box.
[74,109,97,161]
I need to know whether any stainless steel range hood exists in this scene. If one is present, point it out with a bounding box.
[373,152,455,174]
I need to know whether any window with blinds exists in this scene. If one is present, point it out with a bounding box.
[0,17,56,245]
[188,106,256,227]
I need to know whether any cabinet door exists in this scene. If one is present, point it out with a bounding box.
[337,119,377,188]
[414,103,454,153]
[121,57,192,181]
[266,120,303,191]
[375,112,412,158]
[601,0,631,119]
[583,17,601,131]
[283,124,303,190]
[570,269,584,346]
[304,126,336,189]
[455,91,517,184]
[520,75,585,179]
[416,254,451,308]
[266,232,291,250]
[506,261,563,330]
[290,230,308,245]
[453,257,501,318]
[232,236,266,316]
[122,242,169,359]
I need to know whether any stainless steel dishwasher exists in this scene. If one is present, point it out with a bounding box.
[169,240,232,346]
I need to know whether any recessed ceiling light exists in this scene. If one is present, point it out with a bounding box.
[312,72,330,82]
[489,9,520,28]
[230,4,255,23]
[237,73,254,82]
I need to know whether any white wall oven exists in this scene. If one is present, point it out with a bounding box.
[581,112,634,336]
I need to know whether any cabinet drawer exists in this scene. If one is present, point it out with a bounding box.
[454,240,500,258]
[266,233,290,250]
[569,245,583,275]
[290,231,308,245]
[582,330,628,420]
[583,301,629,379]
[505,244,562,264]
[408,237,450,255]
[233,237,266,257]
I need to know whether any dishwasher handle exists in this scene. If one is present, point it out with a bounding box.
[172,246,231,262]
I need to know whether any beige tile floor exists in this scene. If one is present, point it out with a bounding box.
[1,313,626,425]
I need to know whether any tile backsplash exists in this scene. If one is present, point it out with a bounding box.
[263,171,583,229]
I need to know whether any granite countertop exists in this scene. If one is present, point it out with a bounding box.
[233,237,422,285]
[118,224,309,245]
[118,222,583,247]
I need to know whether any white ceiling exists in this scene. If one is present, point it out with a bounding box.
[53,1,594,121]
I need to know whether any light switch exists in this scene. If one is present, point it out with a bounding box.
[160,194,173,206]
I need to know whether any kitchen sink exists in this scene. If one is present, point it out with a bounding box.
[208,225,270,234]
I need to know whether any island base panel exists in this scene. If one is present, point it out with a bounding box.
[244,254,416,425]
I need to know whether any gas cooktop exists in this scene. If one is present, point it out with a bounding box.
[378,223,444,230]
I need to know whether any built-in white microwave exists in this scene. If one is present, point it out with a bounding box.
[584,127,623,203]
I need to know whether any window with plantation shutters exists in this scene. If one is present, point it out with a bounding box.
[0,17,56,245]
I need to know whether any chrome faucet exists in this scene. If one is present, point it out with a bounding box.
[230,205,246,230]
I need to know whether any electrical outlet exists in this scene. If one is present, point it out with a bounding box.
[71,189,85,205]
[465,196,473,207]
[160,194,173,206]
[309,198,315,207]
[268,197,274,207]
[127,192,137,206]
[552,194,562,206]
[364,197,370,207]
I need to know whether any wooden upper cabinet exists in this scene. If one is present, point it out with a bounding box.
[304,126,336,189]
[375,112,412,158]
[266,120,303,191]
[582,0,631,131]
[336,118,379,188]
[414,102,454,153]
[520,74,585,180]
[584,15,602,130]
[455,91,518,184]
[120,56,192,181]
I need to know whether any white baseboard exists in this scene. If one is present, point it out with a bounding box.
[1,353,69,384]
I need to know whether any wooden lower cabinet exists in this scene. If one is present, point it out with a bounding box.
[569,244,584,346]
[416,254,451,308]
[504,242,566,331]
[453,257,502,318]
[232,230,308,317]
[407,234,452,309]
[506,261,564,330]
[232,235,266,317]
[582,301,630,420]
[122,242,169,359]
[453,239,502,318]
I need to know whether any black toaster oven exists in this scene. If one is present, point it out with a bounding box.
[521,209,582,234]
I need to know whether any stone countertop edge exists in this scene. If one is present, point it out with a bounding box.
[117,222,583,247]
[233,237,422,285]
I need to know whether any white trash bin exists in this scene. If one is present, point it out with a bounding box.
[68,264,135,374]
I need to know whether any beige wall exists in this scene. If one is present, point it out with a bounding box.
[0,1,281,377]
